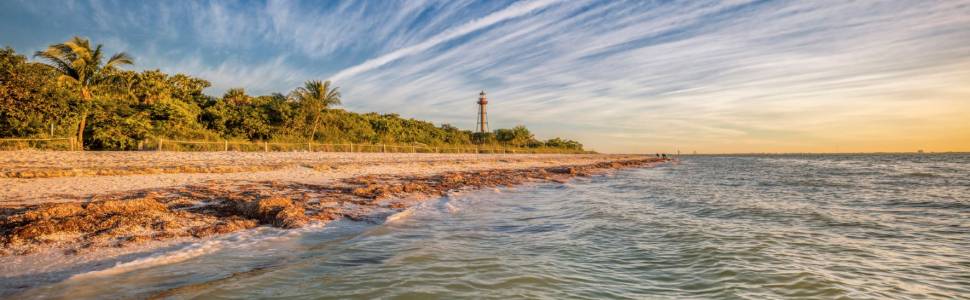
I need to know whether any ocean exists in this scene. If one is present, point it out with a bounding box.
[15,154,970,299]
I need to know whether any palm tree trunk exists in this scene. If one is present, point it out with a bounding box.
[76,107,88,151]
[308,115,321,142]
[77,88,92,151]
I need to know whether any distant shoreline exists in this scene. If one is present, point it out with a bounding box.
[673,152,969,156]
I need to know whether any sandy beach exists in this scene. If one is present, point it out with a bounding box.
[0,151,648,205]
[0,151,664,253]
[0,151,667,294]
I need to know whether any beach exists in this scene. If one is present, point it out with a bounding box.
[5,154,967,299]
[0,151,665,294]
[0,151,656,205]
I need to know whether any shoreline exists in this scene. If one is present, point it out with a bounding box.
[1,153,668,257]
[0,153,668,295]
[1,152,645,205]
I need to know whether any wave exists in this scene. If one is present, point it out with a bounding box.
[444,202,461,214]
[385,208,415,223]
[68,240,225,280]
[386,196,465,224]
[66,223,330,280]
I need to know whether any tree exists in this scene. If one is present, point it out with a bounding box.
[472,131,495,145]
[495,125,536,147]
[168,73,211,103]
[0,47,75,138]
[2,38,588,151]
[290,80,341,141]
[544,137,582,150]
[495,128,515,144]
[223,88,250,105]
[33,36,133,149]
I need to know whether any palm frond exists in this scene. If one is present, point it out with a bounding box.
[67,36,89,49]
[64,38,91,61]
[49,44,75,60]
[33,51,73,74]
[33,36,136,101]
[105,52,134,69]
[92,44,104,67]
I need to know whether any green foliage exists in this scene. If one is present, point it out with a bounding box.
[291,80,341,141]
[32,36,133,101]
[0,47,78,137]
[31,36,134,148]
[472,131,496,145]
[0,40,586,151]
[85,99,151,150]
[495,125,537,147]
[543,137,583,150]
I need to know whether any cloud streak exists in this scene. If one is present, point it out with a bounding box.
[331,0,561,81]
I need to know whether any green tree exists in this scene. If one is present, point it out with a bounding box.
[2,38,587,151]
[438,124,472,145]
[472,131,495,145]
[290,80,341,142]
[85,99,151,150]
[223,88,250,106]
[0,47,75,138]
[544,137,582,150]
[168,73,211,104]
[33,36,133,149]
[255,93,299,138]
[494,128,514,144]
[495,125,536,147]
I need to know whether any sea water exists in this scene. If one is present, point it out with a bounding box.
[13,154,970,299]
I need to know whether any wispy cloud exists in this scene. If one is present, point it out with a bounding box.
[164,56,309,96]
[331,0,970,152]
[331,0,561,81]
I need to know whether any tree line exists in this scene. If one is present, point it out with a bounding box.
[0,37,584,151]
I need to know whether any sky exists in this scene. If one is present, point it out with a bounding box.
[1,0,968,153]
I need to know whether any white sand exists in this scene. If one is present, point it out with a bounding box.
[0,151,644,206]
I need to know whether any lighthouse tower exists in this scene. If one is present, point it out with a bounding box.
[476,90,489,133]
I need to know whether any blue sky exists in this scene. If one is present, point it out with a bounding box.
[2,0,969,153]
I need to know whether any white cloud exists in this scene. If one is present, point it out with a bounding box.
[330,0,563,81]
[161,56,309,96]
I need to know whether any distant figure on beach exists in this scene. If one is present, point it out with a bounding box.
[661,154,667,159]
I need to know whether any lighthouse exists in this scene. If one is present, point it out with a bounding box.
[476,90,489,133]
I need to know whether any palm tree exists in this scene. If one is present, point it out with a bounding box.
[34,36,133,149]
[289,80,341,141]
